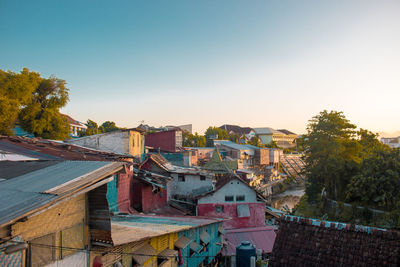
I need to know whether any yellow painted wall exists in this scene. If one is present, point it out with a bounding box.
[129,131,143,157]
[12,194,87,265]
[12,194,86,240]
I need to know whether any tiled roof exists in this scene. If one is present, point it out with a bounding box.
[219,125,253,135]
[270,215,399,266]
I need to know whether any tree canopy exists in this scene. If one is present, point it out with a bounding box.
[0,68,41,135]
[0,68,70,139]
[204,127,229,146]
[182,132,206,147]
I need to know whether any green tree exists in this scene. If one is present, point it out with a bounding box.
[183,132,206,147]
[99,121,119,133]
[303,110,362,202]
[204,127,229,146]
[346,149,400,210]
[18,76,70,140]
[79,119,101,136]
[248,136,262,147]
[0,68,41,135]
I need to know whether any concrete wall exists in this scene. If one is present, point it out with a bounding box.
[197,203,265,229]
[197,179,257,204]
[168,173,214,199]
[68,131,128,155]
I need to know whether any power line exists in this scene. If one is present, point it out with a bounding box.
[2,239,225,259]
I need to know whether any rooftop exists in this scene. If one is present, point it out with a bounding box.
[110,214,223,246]
[213,140,260,151]
[0,136,134,161]
[0,160,124,227]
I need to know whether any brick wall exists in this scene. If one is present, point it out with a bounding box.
[270,216,400,266]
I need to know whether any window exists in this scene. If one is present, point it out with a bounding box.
[215,206,224,213]
[236,195,245,202]
[225,195,234,202]
[200,175,206,181]
[178,174,185,182]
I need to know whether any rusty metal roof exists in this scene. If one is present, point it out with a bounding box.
[174,236,192,249]
[0,160,124,228]
[0,136,134,161]
[110,214,223,246]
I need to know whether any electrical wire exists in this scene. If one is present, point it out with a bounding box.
[2,239,225,259]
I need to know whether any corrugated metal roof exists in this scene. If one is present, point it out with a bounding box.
[110,214,223,246]
[0,161,59,179]
[0,160,124,227]
[224,226,276,256]
[214,140,259,151]
[253,127,283,135]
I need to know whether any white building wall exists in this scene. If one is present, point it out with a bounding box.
[198,179,258,204]
[168,173,213,199]
[67,131,128,155]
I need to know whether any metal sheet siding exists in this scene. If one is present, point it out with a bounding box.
[177,222,222,267]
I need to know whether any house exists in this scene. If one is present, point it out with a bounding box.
[187,147,215,165]
[253,127,297,148]
[140,153,215,203]
[213,140,270,168]
[196,174,266,230]
[0,136,142,214]
[65,128,145,161]
[202,148,238,175]
[0,160,125,267]
[145,129,183,153]
[219,125,254,140]
[270,215,400,266]
[62,114,87,137]
[381,136,400,148]
[88,214,224,267]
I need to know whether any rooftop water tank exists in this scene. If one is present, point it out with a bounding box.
[236,241,256,267]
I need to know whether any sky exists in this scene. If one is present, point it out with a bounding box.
[1,0,399,135]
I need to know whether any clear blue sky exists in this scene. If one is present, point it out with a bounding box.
[1,0,399,135]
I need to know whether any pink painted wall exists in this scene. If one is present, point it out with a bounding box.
[145,130,177,152]
[132,181,168,212]
[197,202,265,229]
[141,184,168,212]
[117,173,134,213]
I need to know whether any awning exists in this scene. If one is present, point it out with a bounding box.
[218,225,226,235]
[200,231,211,245]
[237,204,250,218]
[132,243,157,265]
[174,235,192,249]
[158,248,178,259]
[190,241,203,253]
[223,226,276,256]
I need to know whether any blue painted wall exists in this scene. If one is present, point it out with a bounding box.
[177,222,222,267]
[106,175,119,213]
